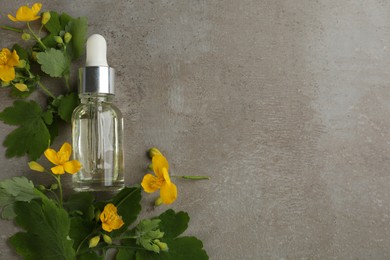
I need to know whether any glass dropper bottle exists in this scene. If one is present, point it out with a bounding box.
[72,34,124,192]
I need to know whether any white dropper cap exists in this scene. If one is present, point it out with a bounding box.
[79,34,115,94]
[85,34,108,67]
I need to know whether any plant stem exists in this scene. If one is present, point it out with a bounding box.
[75,233,96,255]
[172,175,210,180]
[27,22,47,50]
[1,25,23,33]
[64,74,70,91]
[55,175,63,208]
[37,81,56,99]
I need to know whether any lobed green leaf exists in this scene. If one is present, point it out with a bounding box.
[37,48,69,78]
[10,198,75,259]
[58,92,79,123]
[157,209,189,239]
[0,100,51,159]
[0,177,40,219]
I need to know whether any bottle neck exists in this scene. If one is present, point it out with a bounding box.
[79,93,114,103]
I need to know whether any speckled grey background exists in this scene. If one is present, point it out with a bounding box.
[1,0,390,259]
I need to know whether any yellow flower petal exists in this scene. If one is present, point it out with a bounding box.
[14,83,28,92]
[44,148,60,165]
[152,155,169,178]
[63,160,81,174]
[0,65,15,82]
[100,203,124,232]
[8,50,19,67]
[58,142,71,164]
[7,14,18,22]
[28,161,45,172]
[8,3,42,22]
[141,174,162,193]
[51,165,65,175]
[31,3,42,16]
[161,168,171,185]
[160,182,177,204]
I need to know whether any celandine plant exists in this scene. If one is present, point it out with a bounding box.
[0,3,209,260]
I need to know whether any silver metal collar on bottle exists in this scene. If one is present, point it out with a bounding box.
[79,66,115,94]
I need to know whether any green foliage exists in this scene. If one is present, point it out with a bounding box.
[37,48,69,78]
[133,237,208,260]
[0,177,40,219]
[0,100,51,160]
[66,17,88,60]
[117,210,209,260]
[13,44,29,61]
[58,92,79,122]
[157,209,189,238]
[9,198,76,260]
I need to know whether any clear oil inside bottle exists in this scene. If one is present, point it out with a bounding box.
[72,93,124,191]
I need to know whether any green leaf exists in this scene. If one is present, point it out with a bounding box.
[135,237,209,260]
[42,109,54,125]
[58,92,79,123]
[9,198,76,259]
[13,44,29,61]
[65,192,95,219]
[37,48,69,78]
[59,13,72,28]
[69,216,95,256]
[78,251,104,260]
[44,11,62,35]
[157,210,189,238]
[116,246,136,260]
[47,115,60,142]
[0,177,40,219]
[0,100,41,125]
[66,17,88,60]
[0,100,51,159]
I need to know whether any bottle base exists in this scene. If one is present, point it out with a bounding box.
[73,181,125,192]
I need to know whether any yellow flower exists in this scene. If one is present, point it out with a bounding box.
[8,3,42,22]
[141,155,177,204]
[0,48,19,82]
[44,142,81,175]
[28,161,45,172]
[100,203,124,232]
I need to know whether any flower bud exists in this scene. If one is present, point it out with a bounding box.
[102,234,112,244]
[64,32,72,44]
[21,33,31,41]
[89,235,100,248]
[154,239,168,252]
[154,197,163,207]
[28,161,45,172]
[16,59,26,69]
[95,209,101,222]
[36,185,46,191]
[54,36,63,44]
[50,183,59,190]
[14,83,28,92]
[31,51,38,61]
[42,12,51,25]
[148,148,162,158]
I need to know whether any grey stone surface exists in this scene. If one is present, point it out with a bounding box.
[1,0,390,259]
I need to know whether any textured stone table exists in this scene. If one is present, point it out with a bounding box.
[1,0,390,259]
